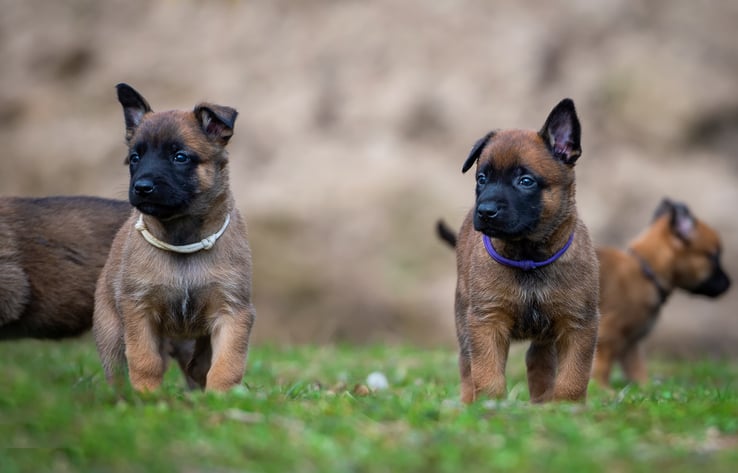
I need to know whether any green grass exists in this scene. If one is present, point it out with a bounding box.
[1,339,737,473]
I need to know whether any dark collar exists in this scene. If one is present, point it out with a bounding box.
[627,248,670,305]
[482,232,575,271]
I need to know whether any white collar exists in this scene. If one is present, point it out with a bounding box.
[135,213,231,254]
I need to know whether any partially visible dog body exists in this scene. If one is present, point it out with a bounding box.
[445,99,600,404]
[593,199,731,386]
[93,84,256,392]
[0,196,130,340]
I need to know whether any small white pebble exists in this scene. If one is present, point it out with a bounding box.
[366,371,389,391]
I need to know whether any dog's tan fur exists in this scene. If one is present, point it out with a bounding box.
[453,100,599,403]
[0,196,130,340]
[93,85,255,392]
[593,200,730,386]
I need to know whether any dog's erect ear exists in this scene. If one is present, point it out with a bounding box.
[194,103,238,146]
[653,197,675,221]
[539,98,582,165]
[116,83,152,140]
[654,197,696,241]
[462,131,495,173]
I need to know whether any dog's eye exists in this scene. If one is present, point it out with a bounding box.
[518,176,536,188]
[476,173,487,185]
[172,152,190,164]
[129,153,140,164]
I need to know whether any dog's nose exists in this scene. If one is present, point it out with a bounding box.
[477,202,502,222]
[133,179,155,195]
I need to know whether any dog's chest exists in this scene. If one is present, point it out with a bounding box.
[151,283,215,336]
[510,301,553,340]
[472,266,590,341]
[121,260,222,337]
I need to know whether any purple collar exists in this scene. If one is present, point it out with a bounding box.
[482,232,575,271]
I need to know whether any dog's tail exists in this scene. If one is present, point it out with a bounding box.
[436,219,457,248]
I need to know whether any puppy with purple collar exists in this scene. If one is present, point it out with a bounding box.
[439,99,599,403]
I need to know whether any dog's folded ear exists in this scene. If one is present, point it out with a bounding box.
[194,104,238,145]
[462,131,495,173]
[116,83,153,140]
[540,98,582,166]
[654,198,696,241]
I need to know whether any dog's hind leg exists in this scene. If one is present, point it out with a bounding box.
[166,339,201,389]
[185,336,212,389]
[526,341,557,402]
[591,342,615,387]
[0,239,29,327]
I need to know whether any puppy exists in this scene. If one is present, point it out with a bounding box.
[593,198,731,386]
[94,84,256,392]
[445,99,599,403]
[0,196,130,340]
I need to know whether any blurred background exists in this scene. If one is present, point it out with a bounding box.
[0,0,736,357]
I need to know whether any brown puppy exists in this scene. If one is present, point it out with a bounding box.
[449,99,599,403]
[94,84,256,392]
[593,199,730,386]
[0,196,130,340]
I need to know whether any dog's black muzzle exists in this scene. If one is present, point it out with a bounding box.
[690,265,731,298]
[129,177,185,220]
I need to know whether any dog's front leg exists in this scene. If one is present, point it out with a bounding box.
[553,320,598,401]
[591,341,615,387]
[205,305,255,391]
[93,281,128,388]
[467,315,510,402]
[123,307,165,392]
[620,342,648,384]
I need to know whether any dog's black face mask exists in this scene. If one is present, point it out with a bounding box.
[654,198,732,299]
[472,163,544,239]
[127,133,199,220]
[116,83,237,222]
[463,99,581,241]
[690,258,731,297]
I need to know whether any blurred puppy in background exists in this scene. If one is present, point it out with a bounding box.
[593,198,731,386]
[0,196,130,340]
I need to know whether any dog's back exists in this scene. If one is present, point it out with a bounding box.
[0,196,130,339]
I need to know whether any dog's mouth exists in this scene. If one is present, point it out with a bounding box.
[473,218,530,240]
[129,192,190,220]
[133,202,182,220]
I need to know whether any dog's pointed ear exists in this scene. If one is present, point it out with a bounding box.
[462,131,495,173]
[116,83,152,140]
[539,98,581,165]
[653,197,675,221]
[654,197,696,241]
[194,103,238,145]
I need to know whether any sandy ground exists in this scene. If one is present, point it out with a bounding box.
[1,0,736,357]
